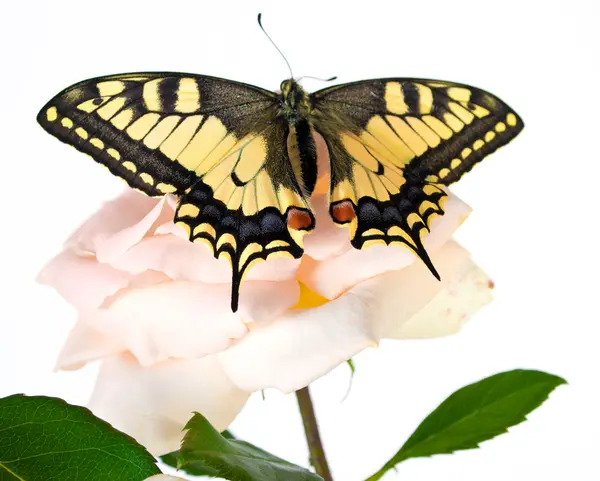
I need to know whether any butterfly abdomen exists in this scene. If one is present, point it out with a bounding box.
[287,119,317,197]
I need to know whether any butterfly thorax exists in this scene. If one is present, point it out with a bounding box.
[279,79,311,125]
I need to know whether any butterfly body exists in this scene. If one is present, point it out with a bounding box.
[275,79,318,198]
[38,72,523,311]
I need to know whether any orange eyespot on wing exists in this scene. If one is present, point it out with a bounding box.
[330,200,356,224]
[287,208,315,230]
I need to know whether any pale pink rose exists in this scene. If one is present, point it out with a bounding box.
[39,138,493,456]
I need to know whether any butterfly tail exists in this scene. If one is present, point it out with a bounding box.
[416,245,441,281]
[230,266,241,312]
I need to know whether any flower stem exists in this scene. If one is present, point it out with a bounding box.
[295,386,334,481]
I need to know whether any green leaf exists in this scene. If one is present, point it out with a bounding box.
[366,369,566,481]
[161,430,235,477]
[179,412,323,481]
[347,359,355,375]
[0,395,161,481]
[342,359,356,401]
[161,450,219,477]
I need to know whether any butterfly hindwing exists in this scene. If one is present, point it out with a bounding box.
[38,73,313,311]
[173,123,314,311]
[311,78,523,273]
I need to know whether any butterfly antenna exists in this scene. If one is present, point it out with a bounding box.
[297,75,338,83]
[257,13,294,79]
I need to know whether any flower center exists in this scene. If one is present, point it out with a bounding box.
[293,282,330,309]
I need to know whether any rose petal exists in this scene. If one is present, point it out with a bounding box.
[81,279,299,365]
[303,133,349,260]
[94,196,172,262]
[37,250,131,311]
[67,190,175,263]
[219,295,379,393]
[164,194,179,211]
[311,131,332,196]
[109,233,300,283]
[360,239,473,339]
[125,270,172,290]
[297,193,472,299]
[303,194,353,260]
[109,234,232,282]
[385,251,493,339]
[89,354,249,456]
[244,256,301,282]
[67,190,163,254]
[154,220,187,237]
[56,321,125,370]
[323,239,486,341]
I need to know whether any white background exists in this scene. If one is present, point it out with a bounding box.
[1,0,599,480]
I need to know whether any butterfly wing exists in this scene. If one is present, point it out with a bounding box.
[311,78,523,275]
[38,73,313,311]
[173,122,314,311]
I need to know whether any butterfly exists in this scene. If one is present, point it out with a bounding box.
[38,72,523,311]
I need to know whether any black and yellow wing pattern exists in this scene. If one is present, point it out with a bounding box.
[37,73,314,311]
[39,72,523,312]
[311,78,523,277]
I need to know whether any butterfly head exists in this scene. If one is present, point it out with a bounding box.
[279,79,310,124]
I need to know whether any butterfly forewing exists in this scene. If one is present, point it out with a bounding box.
[311,78,523,275]
[38,73,314,311]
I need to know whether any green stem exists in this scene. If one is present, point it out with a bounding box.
[295,386,334,481]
